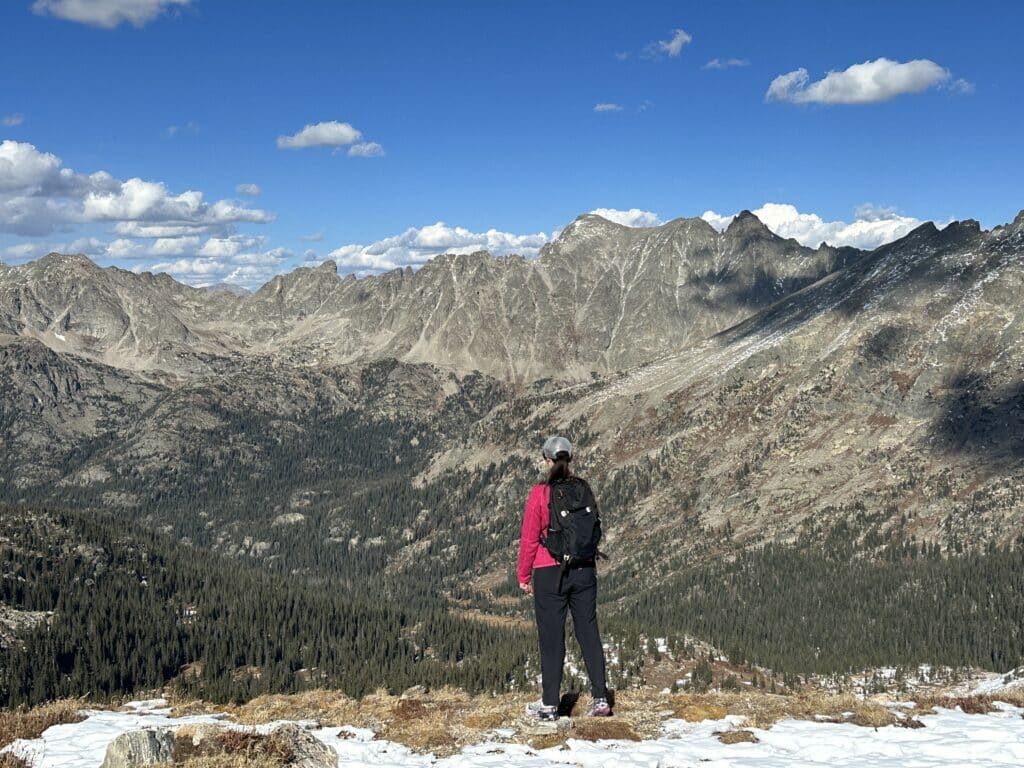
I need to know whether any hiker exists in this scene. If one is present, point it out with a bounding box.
[518,435,610,720]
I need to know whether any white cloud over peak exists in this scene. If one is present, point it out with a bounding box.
[32,0,192,29]
[588,208,663,227]
[2,114,25,127]
[83,178,273,228]
[701,202,927,249]
[146,242,292,288]
[277,121,362,149]
[593,103,624,113]
[197,235,261,258]
[347,142,384,158]
[325,222,549,274]
[643,28,692,59]
[0,140,272,237]
[766,58,955,105]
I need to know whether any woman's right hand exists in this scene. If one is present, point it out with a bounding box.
[520,581,533,596]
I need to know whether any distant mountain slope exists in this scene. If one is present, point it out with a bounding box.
[0,212,861,380]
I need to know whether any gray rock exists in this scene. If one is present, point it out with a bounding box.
[267,723,336,768]
[99,728,173,768]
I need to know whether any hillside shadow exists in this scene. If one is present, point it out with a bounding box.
[715,221,992,346]
[932,373,1024,463]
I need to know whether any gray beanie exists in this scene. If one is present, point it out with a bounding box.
[542,435,573,460]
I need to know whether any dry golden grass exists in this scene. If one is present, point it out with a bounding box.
[163,684,1024,758]
[170,725,295,768]
[667,691,897,730]
[572,718,641,741]
[0,700,85,750]
[716,729,759,744]
[910,691,1024,716]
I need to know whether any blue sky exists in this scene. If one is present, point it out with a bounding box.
[1,0,1021,287]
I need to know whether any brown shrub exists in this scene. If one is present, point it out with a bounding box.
[0,753,32,768]
[0,700,85,749]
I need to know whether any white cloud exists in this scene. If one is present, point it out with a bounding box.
[32,0,192,29]
[4,242,48,260]
[300,231,324,242]
[149,235,199,256]
[593,103,624,113]
[105,238,144,259]
[0,140,272,237]
[703,58,749,70]
[235,183,261,196]
[67,236,105,254]
[4,236,103,261]
[766,58,953,105]
[701,202,927,249]
[643,28,692,59]
[588,208,663,227]
[277,121,362,149]
[197,235,262,258]
[2,114,24,127]
[348,142,384,158]
[0,140,62,192]
[113,222,220,238]
[149,257,223,276]
[952,78,975,94]
[148,245,291,289]
[83,178,273,228]
[327,222,550,274]
[614,51,629,61]
[165,121,199,137]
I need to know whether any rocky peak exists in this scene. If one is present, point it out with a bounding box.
[935,219,983,249]
[724,210,779,241]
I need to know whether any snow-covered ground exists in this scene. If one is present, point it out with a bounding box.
[4,698,1024,767]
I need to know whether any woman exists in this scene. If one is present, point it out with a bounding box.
[517,435,611,720]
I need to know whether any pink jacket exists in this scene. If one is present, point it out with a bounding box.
[517,483,558,583]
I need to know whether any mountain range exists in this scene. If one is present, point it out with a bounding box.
[2,207,1024,698]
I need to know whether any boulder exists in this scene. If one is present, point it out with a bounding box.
[99,728,174,768]
[268,723,336,768]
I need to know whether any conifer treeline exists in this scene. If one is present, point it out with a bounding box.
[0,506,532,708]
[614,537,1024,675]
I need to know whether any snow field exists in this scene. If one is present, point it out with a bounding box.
[3,698,1024,767]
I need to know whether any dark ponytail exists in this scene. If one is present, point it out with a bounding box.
[547,451,572,484]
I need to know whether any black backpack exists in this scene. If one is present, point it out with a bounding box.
[542,477,603,568]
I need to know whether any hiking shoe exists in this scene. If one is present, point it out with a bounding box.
[525,699,559,721]
[588,697,612,717]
